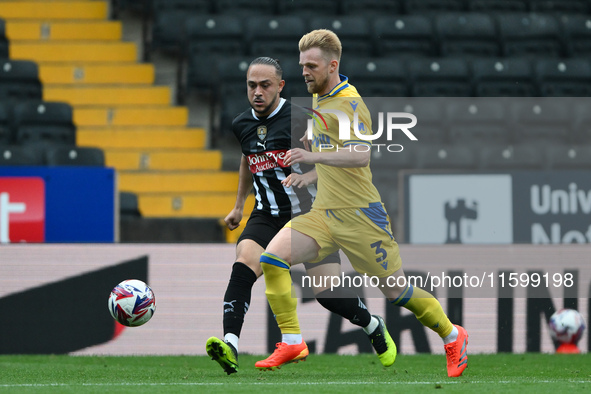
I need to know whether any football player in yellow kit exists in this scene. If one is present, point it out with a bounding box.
[255,29,468,378]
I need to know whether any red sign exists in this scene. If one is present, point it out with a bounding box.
[0,177,45,243]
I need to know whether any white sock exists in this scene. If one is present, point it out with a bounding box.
[363,316,379,334]
[282,334,303,345]
[443,326,459,345]
[224,333,239,351]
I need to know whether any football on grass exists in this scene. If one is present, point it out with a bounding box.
[548,308,586,344]
[108,279,156,327]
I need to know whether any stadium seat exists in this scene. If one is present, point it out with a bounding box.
[185,15,245,90]
[447,99,509,144]
[472,58,536,97]
[528,0,590,14]
[545,144,591,170]
[112,0,150,15]
[478,144,544,170]
[0,102,11,144]
[13,101,76,146]
[408,58,473,97]
[341,58,408,97]
[562,15,591,57]
[370,143,417,170]
[374,15,437,58]
[213,57,250,91]
[341,0,403,16]
[535,58,591,97]
[150,11,189,54]
[153,0,211,13]
[0,18,9,59]
[465,0,528,12]
[371,141,417,224]
[393,98,449,144]
[214,57,251,135]
[213,0,275,15]
[371,172,402,226]
[309,16,373,57]
[511,99,572,144]
[277,0,340,16]
[498,13,564,57]
[571,101,591,143]
[0,60,43,101]
[415,144,478,170]
[403,0,465,13]
[435,13,500,57]
[119,191,142,218]
[45,146,105,166]
[150,0,212,53]
[280,56,309,99]
[0,145,43,166]
[246,16,306,58]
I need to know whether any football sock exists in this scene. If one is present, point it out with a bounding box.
[260,252,301,334]
[224,333,239,351]
[282,334,303,345]
[391,283,454,339]
[222,262,258,340]
[316,289,372,328]
[443,325,459,344]
[363,316,379,335]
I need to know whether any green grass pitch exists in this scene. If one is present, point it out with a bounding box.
[0,354,589,393]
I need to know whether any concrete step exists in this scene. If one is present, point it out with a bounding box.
[6,20,121,40]
[44,85,170,106]
[0,1,108,20]
[73,106,188,127]
[77,127,205,149]
[136,193,255,218]
[39,63,155,84]
[118,171,239,193]
[105,149,221,171]
[10,42,137,63]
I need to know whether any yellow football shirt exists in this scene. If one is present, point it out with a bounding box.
[310,74,382,209]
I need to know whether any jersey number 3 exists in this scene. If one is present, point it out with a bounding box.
[371,240,388,271]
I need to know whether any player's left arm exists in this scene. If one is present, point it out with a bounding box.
[281,167,318,188]
[286,103,372,168]
[285,147,370,168]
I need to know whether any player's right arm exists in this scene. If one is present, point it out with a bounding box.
[224,155,253,230]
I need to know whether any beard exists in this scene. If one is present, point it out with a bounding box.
[307,74,330,95]
[251,94,278,117]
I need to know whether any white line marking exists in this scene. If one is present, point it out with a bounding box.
[1,380,590,388]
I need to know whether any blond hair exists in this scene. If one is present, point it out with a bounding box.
[298,29,342,62]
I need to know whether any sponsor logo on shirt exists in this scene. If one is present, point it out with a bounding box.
[246,149,288,173]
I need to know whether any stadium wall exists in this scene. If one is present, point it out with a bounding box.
[0,244,588,355]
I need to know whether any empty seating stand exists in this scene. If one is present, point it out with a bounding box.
[374,15,437,58]
[535,58,591,97]
[471,58,536,97]
[408,58,472,97]
[185,15,244,91]
[435,13,500,57]
[309,16,373,57]
[562,15,591,57]
[13,101,76,147]
[498,13,564,57]
[0,145,43,166]
[0,18,9,59]
[246,16,306,59]
[44,145,105,166]
[150,0,212,54]
[0,59,42,101]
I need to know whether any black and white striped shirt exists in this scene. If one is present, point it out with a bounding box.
[232,98,316,217]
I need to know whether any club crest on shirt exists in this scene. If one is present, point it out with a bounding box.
[257,125,267,141]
